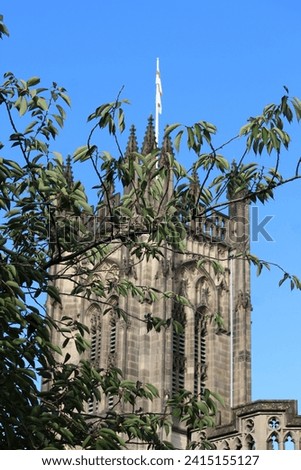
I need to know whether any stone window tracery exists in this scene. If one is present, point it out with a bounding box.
[284,433,295,450]
[245,418,254,433]
[194,306,207,397]
[222,440,230,450]
[88,305,102,366]
[172,301,186,394]
[87,304,102,414]
[268,417,280,430]
[234,437,242,450]
[245,434,256,450]
[172,275,187,394]
[109,317,117,366]
[199,277,210,307]
[172,269,213,398]
[267,432,279,450]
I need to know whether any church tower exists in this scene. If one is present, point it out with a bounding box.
[47,119,301,450]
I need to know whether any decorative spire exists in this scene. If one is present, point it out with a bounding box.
[141,115,157,155]
[123,125,138,194]
[159,126,174,167]
[125,125,138,159]
[189,166,201,230]
[189,164,201,200]
[63,155,74,187]
[227,159,242,200]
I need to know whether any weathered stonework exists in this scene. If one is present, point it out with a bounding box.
[46,120,301,449]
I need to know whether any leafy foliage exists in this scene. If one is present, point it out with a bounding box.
[1,14,301,450]
[0,14,9,39]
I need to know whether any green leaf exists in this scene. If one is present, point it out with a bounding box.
[24,120,38,134]
[73,145,96,162]
[27,77,40,87]
[36,97,48,111]
[19,96,28,116]
[82,435,92,449]
[52,114,64,128]
[46,285,62,304]
[174,130,184,152]
[187,126,195,149]
[78,200,93,214]
[52,151,63,164]
[59,92,71,107]
[164,123,181,136]
[56,104,66,119]
[0,14,9,38]
[118,206,132,217]
[292,97,301,121]
[239,122,251,136]
[118,108,125,133]
[279,272,289,287]
[145,383,159,397]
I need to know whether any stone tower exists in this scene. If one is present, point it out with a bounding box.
[47,119,301,450]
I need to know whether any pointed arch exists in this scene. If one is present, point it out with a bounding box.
[245,434,256,450]
[194,305,208,397]
[86,304,102,415]
[172,262,217,397]
[195,273,217,311]
[172,295,186,394]
[267,432,279,450]
[86,303,102,366]
[234,437,242,450]
[92,260,120,292]
[171,268,189,395]
[105,294,119,367]
[222,440,230,450]
[194,270,216,398]
[284,432,295,450]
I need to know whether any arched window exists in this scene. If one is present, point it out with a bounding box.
[87,305,102,414]
[245,434,256,450]
[109,317,117,356]
[222,440,230,450]
[245,418,254,433]
[234,437,242,450]
[107,394,114,409]
[267,432,279,450]
[284,433,295,450]
[88,305,102,366]
[194,306,207,397]
[172,296,186,394]
[87,396,97,415]
[107,295,118,366]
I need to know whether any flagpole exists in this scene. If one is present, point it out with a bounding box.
[155,57,162,144]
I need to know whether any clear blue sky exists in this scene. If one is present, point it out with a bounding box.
[1,0,301,409]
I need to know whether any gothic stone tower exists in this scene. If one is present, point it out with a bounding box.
[46,118,301,450]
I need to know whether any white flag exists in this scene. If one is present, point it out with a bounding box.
[156,58,162,115]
